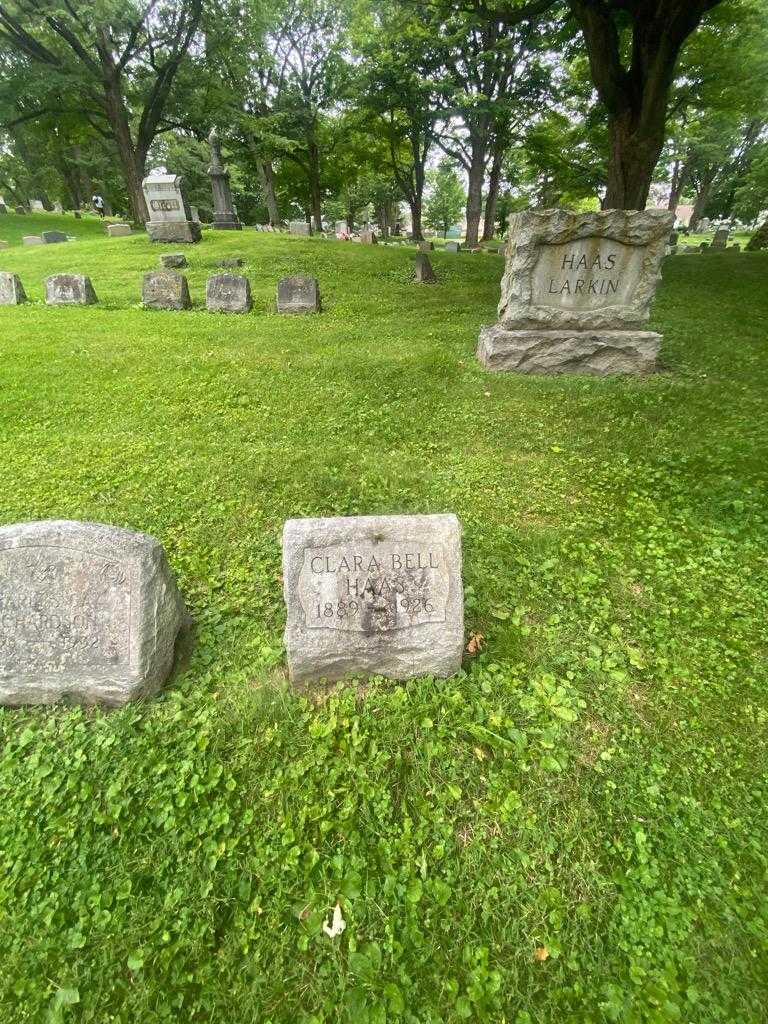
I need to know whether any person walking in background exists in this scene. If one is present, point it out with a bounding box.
[92,194,105,218]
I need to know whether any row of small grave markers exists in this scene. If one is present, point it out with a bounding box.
[0,267,322,314]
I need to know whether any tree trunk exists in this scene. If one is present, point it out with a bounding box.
[256,158,280,225]
[688,172,716,231]
[307,140,323,232]
[482,144,504,241]
[464,140,486,246]
[604,107,664,209]
[409,195,423,242]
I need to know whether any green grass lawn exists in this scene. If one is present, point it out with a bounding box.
[0,210,117,248]
[0,215,767,1023]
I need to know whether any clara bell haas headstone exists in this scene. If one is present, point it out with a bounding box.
[0,521,187,707]
[282,514,464,685]
[142,170,201,244]
[478,208,673,375]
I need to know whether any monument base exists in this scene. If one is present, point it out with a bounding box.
[146,221,202,244]
[477,325,660,377]
[212,214,242,230]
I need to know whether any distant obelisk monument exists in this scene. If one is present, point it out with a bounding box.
[208,128,241,231]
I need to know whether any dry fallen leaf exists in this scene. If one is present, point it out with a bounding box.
[534,946,550,963]
[466,632,485,655]
[322,902,346,939]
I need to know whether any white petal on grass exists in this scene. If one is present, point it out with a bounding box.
[322,902,346,939]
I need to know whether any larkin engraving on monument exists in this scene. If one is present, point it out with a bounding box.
[296,541,449,633]
[283,514,463,684]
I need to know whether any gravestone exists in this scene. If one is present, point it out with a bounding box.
[277,275,321,314]
[208,128,242,230]
[216,256,243,268]
[419,240,434,252]
[42,230,68,244]
[206,273,252,313]
[477,208,673,376]
[53,201,63,213]
[22,235,43,246]
[15,206,26,214]
[0,272,26,305]
[0,520,186,707]
[107,223,132,237]
[0,241,9,250]
[289,221,311,236]
[45,274,98,305]
[142,170,201,243]
[360,229,378,244]
[142,271,191,310]
[711,227,729,250]
[190,205,201,223]
[698,218,711,232]
[160,252,187,269]
[29,199,45,212]
[414,253,437,283]
[684,244,698,253]
[282,513,464,685]
[445,241,460,253]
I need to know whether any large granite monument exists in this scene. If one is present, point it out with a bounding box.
[477,208,673,376]
[0,520,186,707]
[142,170,201,244]
[208,129,242,230]
[282,514,464,685]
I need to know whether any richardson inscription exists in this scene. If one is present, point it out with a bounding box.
[0,547,132,674]
[532,238,643,311]
[297,541,449,633]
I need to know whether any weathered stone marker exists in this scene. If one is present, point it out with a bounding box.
[208,128,242,230]
[360,229,378,244]
[289,221,311,236]
[22,235,43,246]
[45,274,98,305]
[419,240,434,252]
[107,223,132,237]
[277,275,321,314]
[206,273,252,313]
[42,230,68,244]
[477,208,673,376]
[0,520,186,707]
[282,514,464,685]
[711,227,729,250]
[142,170,201,244]
[414,253,437,283]
[142,271,191,310]
[0,272,26,305]
[160,252,187,269]
[0,241,9,250]
[216,256,244,268]
[445,241,460,253]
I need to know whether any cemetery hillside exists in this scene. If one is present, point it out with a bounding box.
[1,217,767,1022]
[1,0,768,1021]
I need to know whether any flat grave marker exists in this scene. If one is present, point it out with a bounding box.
[283,514,464,685]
